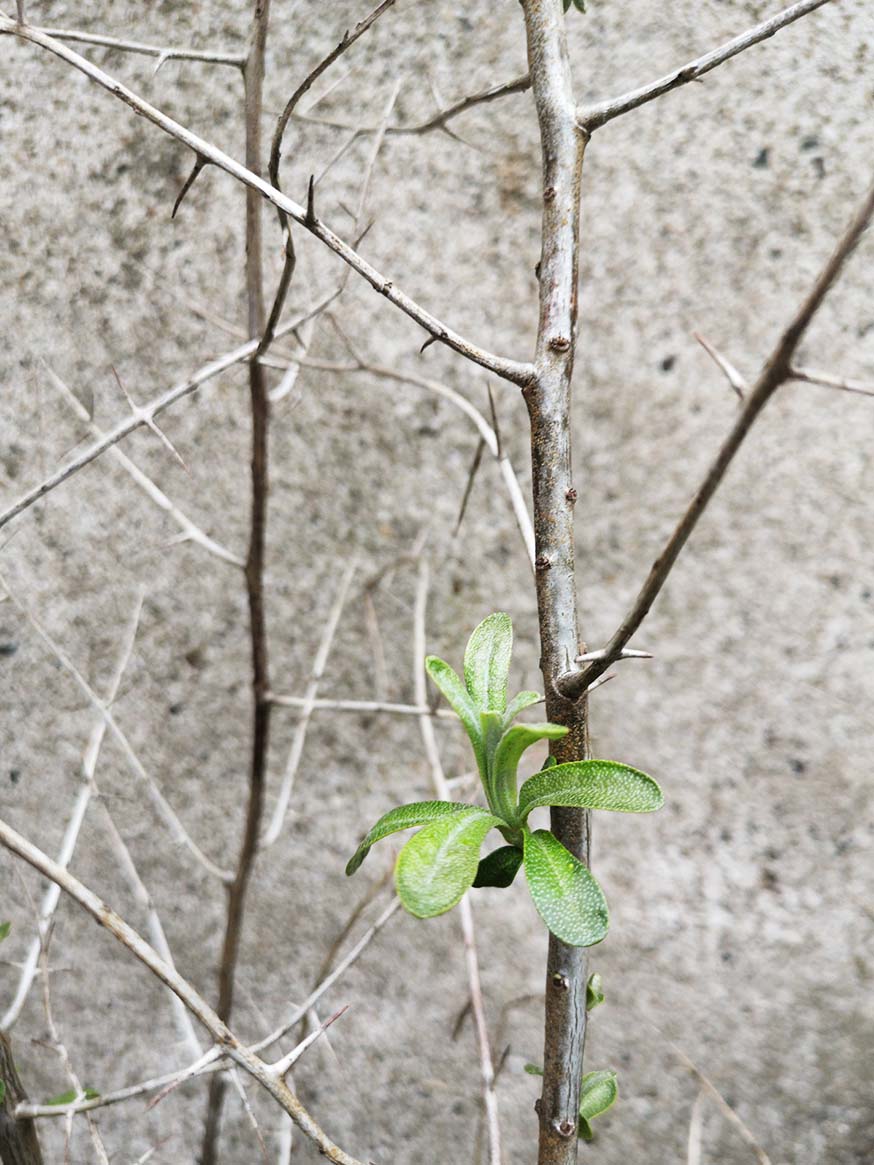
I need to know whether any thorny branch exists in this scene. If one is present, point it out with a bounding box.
[563,176,874,696]
[0,16,530,384]
[0,818,368,1165]
[578,0,834,132]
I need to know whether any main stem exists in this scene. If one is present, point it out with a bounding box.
[521,3,589,1163]
[201,3,272,1160]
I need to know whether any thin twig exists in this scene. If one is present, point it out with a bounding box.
[0,574,232,882]
[202,4,274,1155]
[1,592,143,1031]
[563,176,874,695]
[27,25,245,68]
[42,363,244,567]
[262,560,358,847]
[268,695,460,718]
[414,560,502,1165]
[579,0,834,132]
[0,818,367,1165]
[0,17,531,385]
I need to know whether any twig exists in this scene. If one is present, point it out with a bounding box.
[38,936,111,1165]
[268,0,399,196]
[0,818,367,1165]
[262,560,358,847]
[278,354,536,566]
[579,0,834,132]
[42,363,244,567]
[0,17,531,385]
[272,1005,350,1079]
[414,560,502,1165]
[15,898,401,1120]
[290,72,531,136]
[687,1086,706,1165]
[269,694,458,717]
[1,592,143,1031]
[0,574,232,882]
[563,176,874,695]
[202,4,275,1156]
[27,25,245,69]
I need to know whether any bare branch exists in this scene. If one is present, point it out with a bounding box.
[26,24,245,68]
[414,560,502,1165]
[0,574,232,882]
[269,695,459,718]
[0,17,529,383]
[268,0,399,196]
[262,561,358,847]
[579,0,834,133]
[1,592,143,1031]
[43,363,244,567]
[0,817,367,1165]
[563,176,874,695]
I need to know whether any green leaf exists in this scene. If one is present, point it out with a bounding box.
[47,1087,100,1106]
[503,689,542,728]
[578,1069,618,1139]
[425,655,486,774]
[0,921,10,943]
[586,972,605,1011]
[0,1080,5,1105]
[524,1062,543,1076]
[523,830,608,947]
[492,722,569,822]
[395,810,502,918]
[346,801,475,876]
[563,0,587,12]
[463,612,513,713]
[473,844,523,888]
[518,760,663,820]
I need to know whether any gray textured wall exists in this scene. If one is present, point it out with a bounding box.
[1,2,872,1162]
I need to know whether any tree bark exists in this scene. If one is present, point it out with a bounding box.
[0,1033,44,1165]
[520,3,590,1162]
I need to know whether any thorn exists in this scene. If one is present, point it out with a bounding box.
[454,438,486,537]
[587,672,616,693]
[419,335,438,355]
[575,647,652,663]
[153,50,171,76]
[305,174,317,227]
[112,367,188,472]
[486,382,503,459]
[694,331,747,400]
[172,154,209,219]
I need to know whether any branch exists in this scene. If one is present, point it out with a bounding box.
[27,25,245,69]
[262,560,358,847]
[0,17,530,384]
[268,0,399,194]
[0,817,367,1165]
[0,593,143,1032]
[0,574,232,882]
[413,560,502,1165]
[563,176,874,695]
[43,363,244,567]
[579,0,834,133]
[269,695,459,718]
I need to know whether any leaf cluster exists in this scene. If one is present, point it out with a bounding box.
[347,614,663,946]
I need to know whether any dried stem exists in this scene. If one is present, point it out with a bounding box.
[202,2,273,1156]
[565,176,874,695]
[414,561,502,1165]
[0,818,367,1165]
[27,24,245,69]
[0,17,531,384]
[579,0,833,132]
[0,1031,44,1165]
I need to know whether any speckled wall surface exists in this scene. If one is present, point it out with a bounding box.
[1,2,872,1162]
